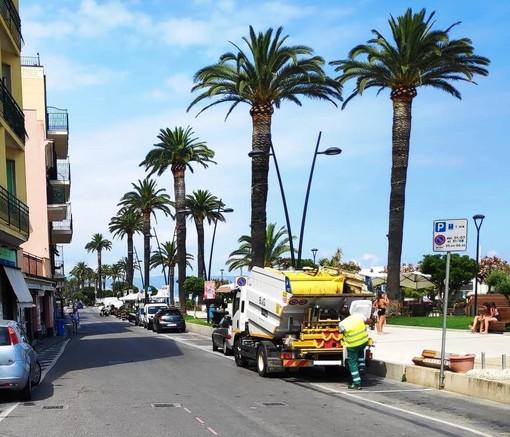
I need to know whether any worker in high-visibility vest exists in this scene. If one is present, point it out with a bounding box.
[339,312,371,390]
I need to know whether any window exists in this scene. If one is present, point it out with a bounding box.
[6,160,16,196]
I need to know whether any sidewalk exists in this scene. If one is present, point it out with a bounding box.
[33,316,70,353]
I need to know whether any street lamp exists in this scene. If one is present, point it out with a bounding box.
[296,132,341,268]
[472,214,485,317]
[207,203,234,281]
[311,248,318,265]
[220,269,224,281]
[249,143,295,268]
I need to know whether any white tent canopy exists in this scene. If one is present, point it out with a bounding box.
[366,271,435,290]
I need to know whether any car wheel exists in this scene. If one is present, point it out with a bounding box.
[257,346,268,377]
[234,339,248,367]
[222,340,231,356]
[32,361,42,386]
[20,376,32,401]
[155,325,161,333]
[212,338,218,351]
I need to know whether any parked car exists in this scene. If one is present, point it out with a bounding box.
[134,307,145,326]
[143,303,169,330]
[153,308,186,333]
[0,320,41,401]
[211,315,233,355]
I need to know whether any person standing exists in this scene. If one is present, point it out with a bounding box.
[339,312,371,390]
[373,291,390,334]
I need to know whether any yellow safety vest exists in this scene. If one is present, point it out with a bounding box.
[339,314,369,348]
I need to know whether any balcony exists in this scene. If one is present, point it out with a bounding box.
[47,107,69,156]
[0,0,23,52]
[47,188,68,222]
[0,185,29,246]
[52,244,65,280]
[22,252,44,276]
[51,208,73,244]
[0,79,25,144]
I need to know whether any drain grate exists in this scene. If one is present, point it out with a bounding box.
[151,403,182,408]
[22,402,36,406]
[42,405,65,410]
[256,402,287,407]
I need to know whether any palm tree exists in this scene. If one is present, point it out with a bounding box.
[69,262,89,290]
[118,178,172,304]
[150,240,193,307]
[188,26,342,269]
[226,223,292,272]
[140,127,215,311]
[85,233,112,299]
[109,207,143,287]
[101,264,112,294]
[331,8,489,300]
[185,190,225,279]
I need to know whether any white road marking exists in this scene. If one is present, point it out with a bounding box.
[313,383,496,437]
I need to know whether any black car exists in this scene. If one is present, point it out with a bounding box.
[153,308,186,333]
[211,315,233,355]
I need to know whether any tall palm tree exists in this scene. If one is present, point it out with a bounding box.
[150,240,193,307]
[140,127,215,311]
[185,190,225,279]
[226,223,292,272]
[331,8,489,300]
[118,178,172,304]
[188,26,342,270]
[109,207,143,287]
[101,264,112,294]
[85,233,112,299]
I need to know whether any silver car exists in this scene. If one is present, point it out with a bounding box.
[0,320,41,401]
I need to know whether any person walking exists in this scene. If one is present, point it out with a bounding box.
[339,311,371,390]
[71,307,80,333]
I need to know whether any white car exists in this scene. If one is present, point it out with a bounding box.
[143,304,169,330]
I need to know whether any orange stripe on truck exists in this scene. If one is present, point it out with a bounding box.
[283,359,312,368]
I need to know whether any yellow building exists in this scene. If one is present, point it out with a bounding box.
[0,0,34,322]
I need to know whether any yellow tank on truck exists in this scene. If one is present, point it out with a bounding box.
[283,270,345,295]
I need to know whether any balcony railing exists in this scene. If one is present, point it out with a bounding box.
[47,106,68,133]
[0,0,23,50]
[52,208,73,232]
[48,156,71,183]
[47,186,67,204]
[21,54,40,67]
[0,186,29,236]
[0,79,25,143]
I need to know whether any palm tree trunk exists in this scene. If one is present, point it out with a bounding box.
[195,218,205,279]
[250,109,272,268]
[174,169,187,313]
[97,251,102,299]
[387,97,413,301]
[127,232,134,286]
[143,212,151,304]
[168,265,175,306]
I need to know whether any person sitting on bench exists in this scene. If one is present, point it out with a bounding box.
[481,302,501,334]
[470,303,489,333]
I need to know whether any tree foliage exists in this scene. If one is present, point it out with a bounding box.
[420,254,478,296]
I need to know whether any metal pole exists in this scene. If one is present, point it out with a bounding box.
[153,227,168,286]
[270,142,295,268]
[297,132,322,269]
[439,251,451,390]
[208,204,221,282]
[472,215,484,317]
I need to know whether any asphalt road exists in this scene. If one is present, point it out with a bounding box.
[0,308,508,437]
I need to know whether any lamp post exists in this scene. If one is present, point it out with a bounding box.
[207,204,234,281]
[296,132,341,268]
[311,248,318,265]
[249,143,295,268]
[220,269,224,282]
[472,214,485,317]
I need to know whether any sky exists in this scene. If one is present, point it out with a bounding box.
[20,0,510,286]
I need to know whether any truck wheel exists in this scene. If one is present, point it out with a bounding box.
[234,339,248,367]
[257,346,269,377]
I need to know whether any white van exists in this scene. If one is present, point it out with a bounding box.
[143,303,169,330]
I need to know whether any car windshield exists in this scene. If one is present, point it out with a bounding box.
[163,309,181,316]
[148,307,166,314]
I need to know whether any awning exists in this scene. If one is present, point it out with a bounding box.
[2,265,34,305]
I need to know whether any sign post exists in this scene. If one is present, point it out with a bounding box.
[433,219,468,389]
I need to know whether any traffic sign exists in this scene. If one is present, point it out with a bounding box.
[433,219,468,252]
[235,276,247,287]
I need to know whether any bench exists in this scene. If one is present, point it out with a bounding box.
[488,307,510,333]
[465,294,509,316]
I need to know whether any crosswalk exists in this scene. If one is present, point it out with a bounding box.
[37,339,69,375]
